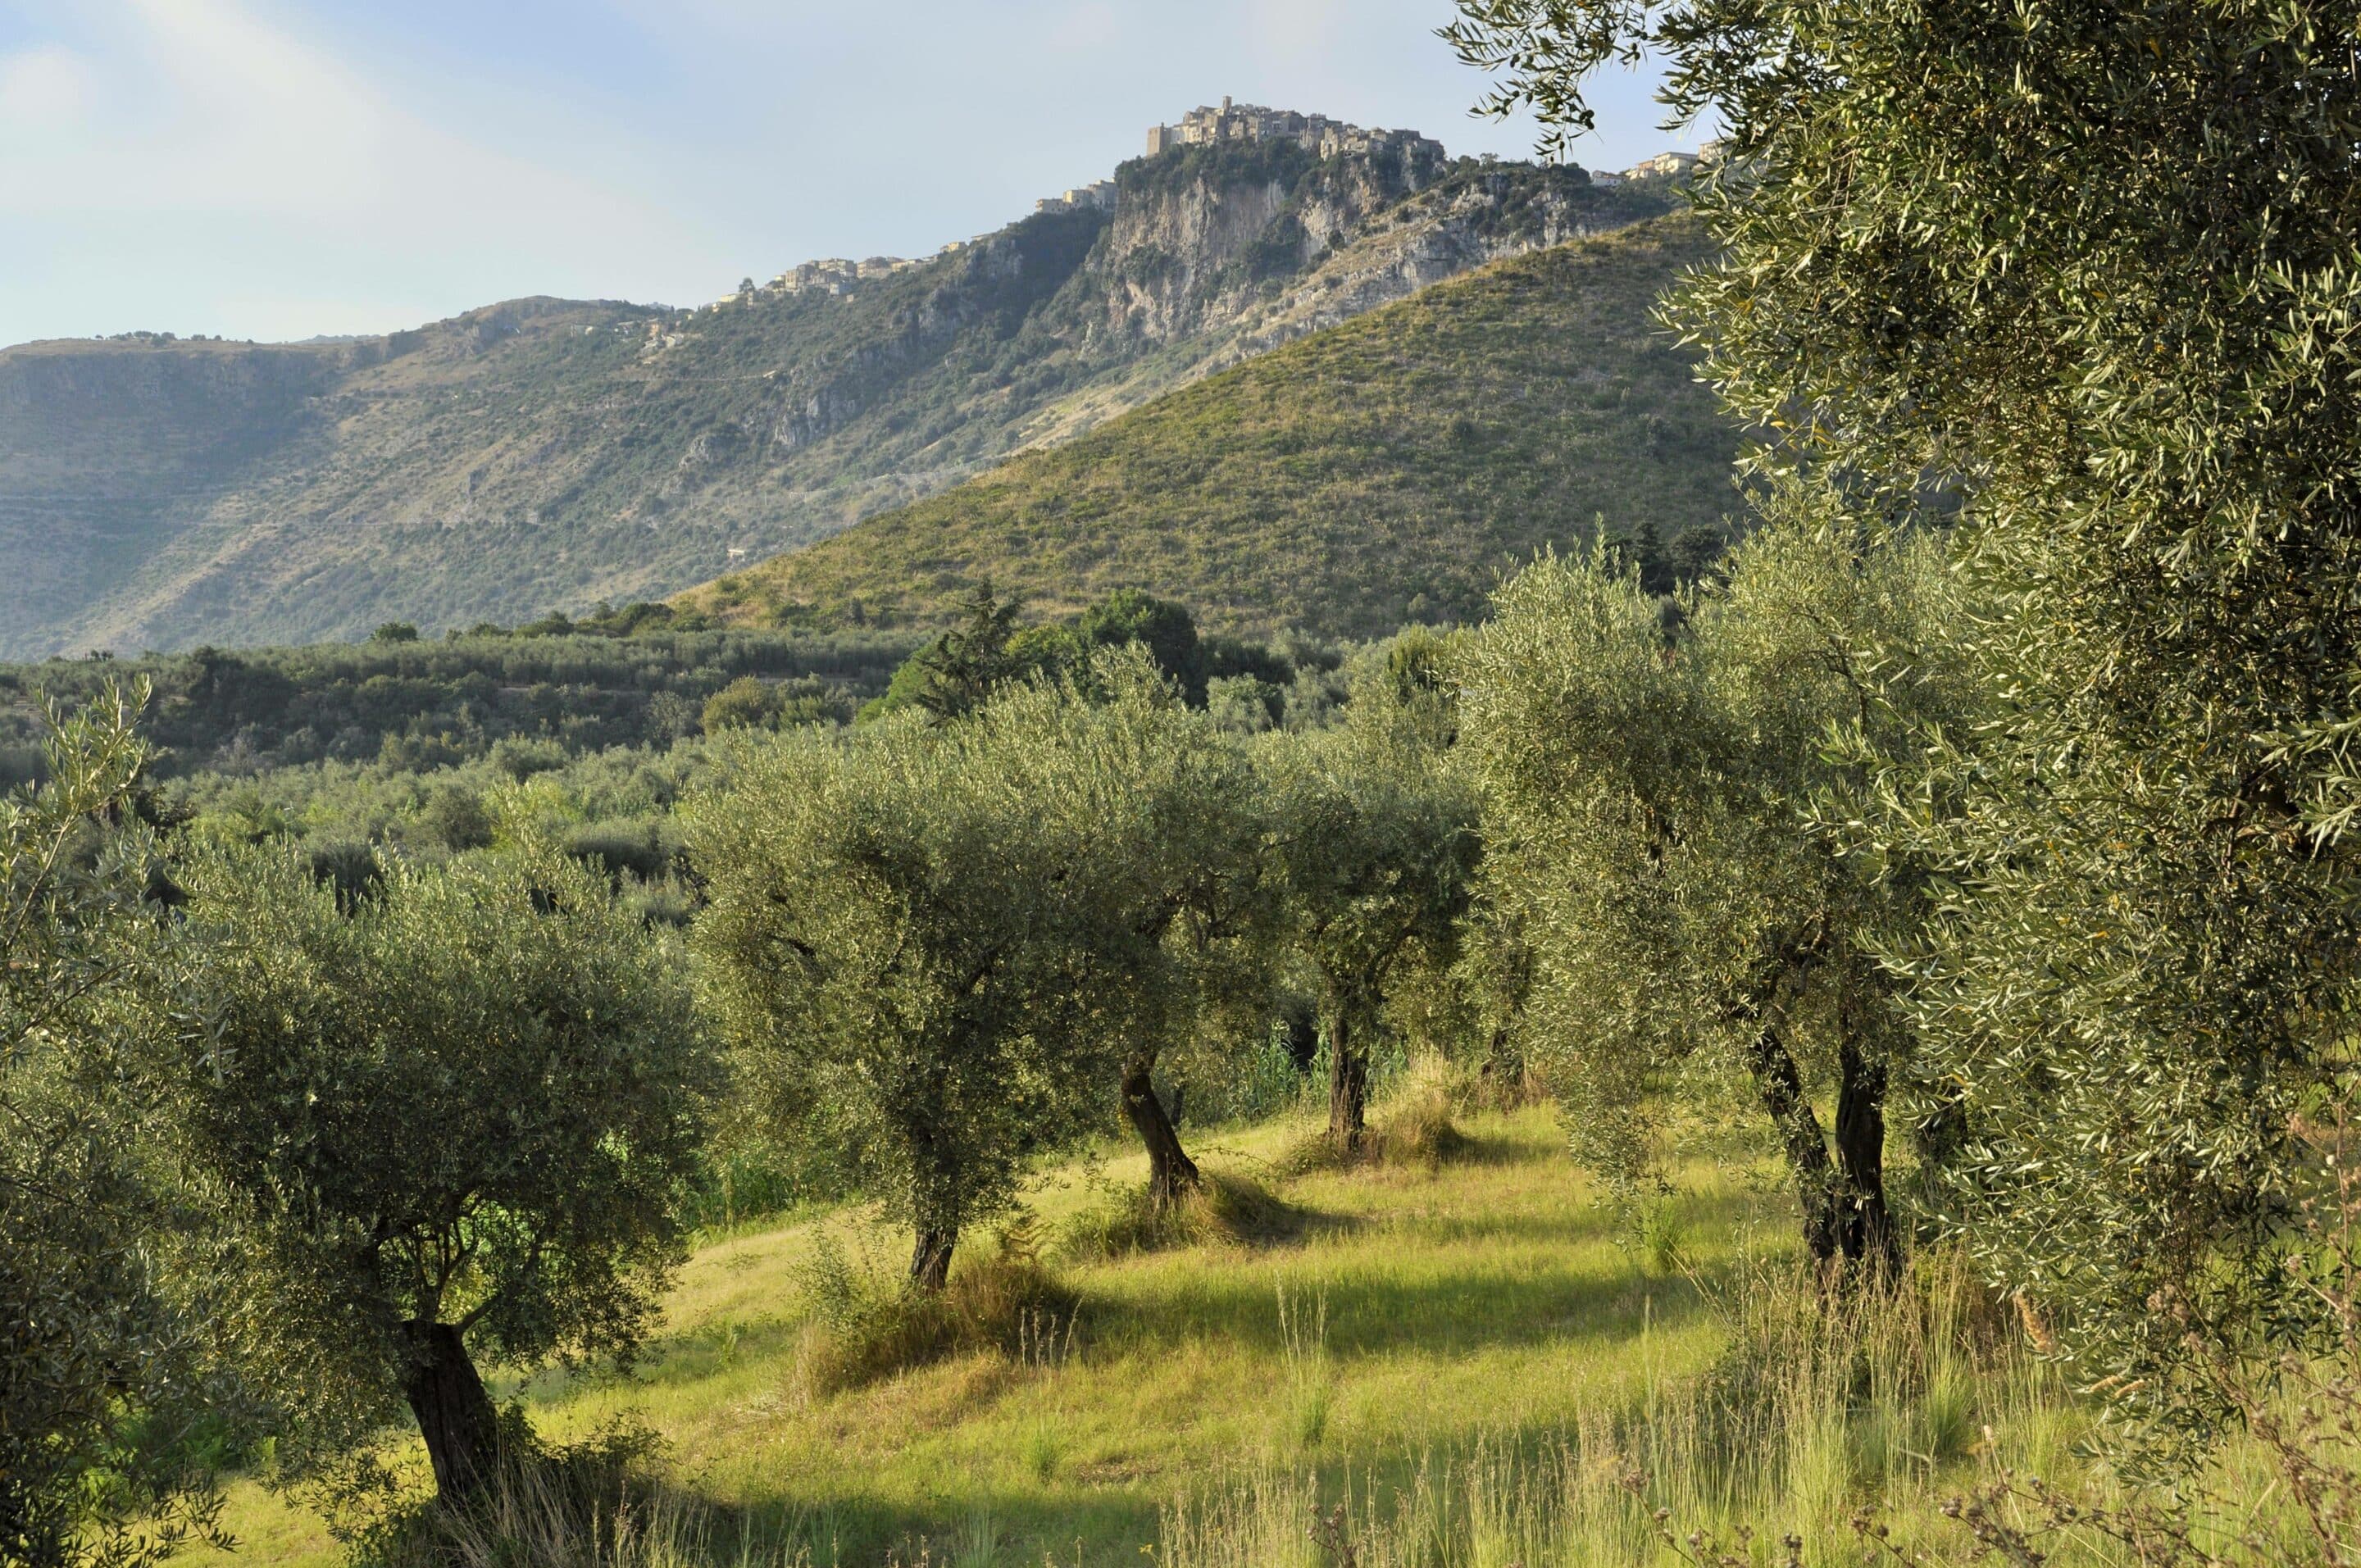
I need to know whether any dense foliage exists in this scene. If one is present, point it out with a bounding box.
[0,622,917,785]
[1460,510,1960,1266]
[171,847,712,1505]
[1451,0,2361,1438]
[0,690,231,1568]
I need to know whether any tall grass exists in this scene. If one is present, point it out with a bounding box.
[1159,1252,2088,1567]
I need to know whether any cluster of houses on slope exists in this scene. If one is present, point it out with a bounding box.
[1139,97,1712,188]
[1144,97,1444,164]
[1032,180,1117,217]
[1590,148,1713,188]
[762,256,920,298]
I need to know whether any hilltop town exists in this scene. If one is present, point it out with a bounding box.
[697,103,1707,314]
[1144,97,1445,163]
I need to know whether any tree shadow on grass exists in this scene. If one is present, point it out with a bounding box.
[1085,1240,1735,1363]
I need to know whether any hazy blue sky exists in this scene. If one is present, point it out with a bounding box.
[0,0,1697,346]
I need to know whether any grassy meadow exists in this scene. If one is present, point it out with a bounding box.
[175,1073,2271,1568]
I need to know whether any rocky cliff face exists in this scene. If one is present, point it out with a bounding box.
[0,144,1675,657]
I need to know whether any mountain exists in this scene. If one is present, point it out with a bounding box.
[0,136,1681,660]
[675,214,1735,641]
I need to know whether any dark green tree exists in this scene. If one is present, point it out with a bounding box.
[1449,0,2361,1410]
[172,847,711,1506]
[1080,589,1204,697]
[1669,525,1725,587]
[911,586,1026,722]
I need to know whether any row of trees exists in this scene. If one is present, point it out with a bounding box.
[690,643,1474,1285]
[1,632,1486,1559]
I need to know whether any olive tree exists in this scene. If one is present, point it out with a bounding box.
[1,688,228,1568]
[1448,0,2361,1403]
[171,847,709,1507]
[985,657,1278,1207]
[1459,517,1955,1268]
[1269,650,1478,1153]
[690,707,1118,1288]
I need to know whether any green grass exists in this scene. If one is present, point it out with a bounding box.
[182,1089,2192,1568]
[685,216,1737,642]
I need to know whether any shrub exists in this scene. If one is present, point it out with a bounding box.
[795,1221,1078,1393]
[564,819,676,884]
[1057,1173,1299,1262]
[416,785,494,852]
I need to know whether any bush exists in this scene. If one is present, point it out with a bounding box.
[416,785,494,852]
[795,1221,1078,1393]
[564,819,676,884]
[306,839,383,911]
[1057,1173,1300,1262]
[700,676,778,733]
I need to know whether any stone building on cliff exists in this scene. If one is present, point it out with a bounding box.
[1146,98,1444,164]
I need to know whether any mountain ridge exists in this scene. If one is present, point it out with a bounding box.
[0,138,1679,659]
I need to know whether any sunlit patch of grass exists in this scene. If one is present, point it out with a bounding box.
[186,1090,2202,1567]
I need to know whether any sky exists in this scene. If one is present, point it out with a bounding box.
[0,0,1699,347]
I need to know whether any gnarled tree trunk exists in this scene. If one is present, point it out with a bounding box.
[909,1225,957,1292]
[1834,1039,1896,1272]
[1121,1053,1200,1207]
[401,1320,502,1507]
[1742,1021,1842,1265]
[1326,1009,1367,1154]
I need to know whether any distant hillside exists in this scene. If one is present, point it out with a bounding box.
[0,141,1679,659]
[677,215,1735,640]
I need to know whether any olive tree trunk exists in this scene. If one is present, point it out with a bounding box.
[1121,1053,1200,1207]
[1326,1008,1367,1154]
[400,1320,502,1507]
[909,1225,957,1292]
[1834,1040,1896,1272]
[1742,1022,1843,1265]
[1743,1022,1896,1273]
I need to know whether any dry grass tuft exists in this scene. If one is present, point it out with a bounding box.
[794,1219,1079,1395]
[1057,1172,1302,1261]
[348,1426,809,1568]
[1278,1065,1475,1177]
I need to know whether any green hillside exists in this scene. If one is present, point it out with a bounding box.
[0,147,1675,658]
[683,214,1735,639]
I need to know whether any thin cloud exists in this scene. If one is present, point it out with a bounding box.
[2,0,696,330]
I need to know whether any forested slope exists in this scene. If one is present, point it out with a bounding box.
[680,213,1735,639]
